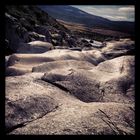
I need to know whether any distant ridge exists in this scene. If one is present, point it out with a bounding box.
[39,5,134,35]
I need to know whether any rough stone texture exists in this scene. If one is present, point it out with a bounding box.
[40,55,134,103]
[102,39,135,59]
[6,49,107,76]
[6,96,58,133]
[17,41,54,53]
[6,73,135,135]
[5,73,59,133]
[10,103,134,135]
[42,72,102,102]
[32,60,95,72]
[5,45,135,135]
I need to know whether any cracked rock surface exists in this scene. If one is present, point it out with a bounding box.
[6,74,134,135]
[6,39,135,134]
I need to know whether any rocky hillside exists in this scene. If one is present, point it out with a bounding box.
[5,5,73,55]
[39,5,134,35]
[5,5,135,135]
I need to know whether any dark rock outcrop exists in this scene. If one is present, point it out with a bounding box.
[5,6,70,54]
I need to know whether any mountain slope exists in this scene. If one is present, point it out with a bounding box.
[5,5,71,54]
[39,5,134,35]
[6,5,69,32]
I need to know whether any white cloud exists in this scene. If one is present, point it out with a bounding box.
[71,5,135,22]
[116,16,127,20]
[118,7,134,12]
[103,15,127,21]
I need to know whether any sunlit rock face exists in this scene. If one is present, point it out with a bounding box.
[41,55,134,103]
[102,39,135,59]
[5,39,135,135]
[6,72,135,135]
[17,41,54,53]
[5,49,135,134]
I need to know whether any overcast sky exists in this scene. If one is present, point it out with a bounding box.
[71,5,135,22]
